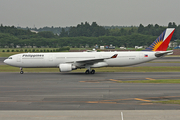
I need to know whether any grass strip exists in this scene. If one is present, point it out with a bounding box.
[1,65,180,73]
[0,52,21,57]
[117,79,180,84]
[0,65,59,72]
[148,61,180,63]
[94,66,180,72]
[153,100,180,105]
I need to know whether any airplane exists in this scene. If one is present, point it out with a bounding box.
[4,28,175,74]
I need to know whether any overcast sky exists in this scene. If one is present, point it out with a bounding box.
[0,0,180,28]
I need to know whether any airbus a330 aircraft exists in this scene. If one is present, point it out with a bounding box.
[4,28,175,74]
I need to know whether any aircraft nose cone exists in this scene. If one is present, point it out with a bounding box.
[3,59,8,64]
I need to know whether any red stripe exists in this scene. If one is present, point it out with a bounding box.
[156,29,175,51]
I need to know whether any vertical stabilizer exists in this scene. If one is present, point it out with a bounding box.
[144,28,175,51]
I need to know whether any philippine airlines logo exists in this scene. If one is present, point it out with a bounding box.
[22,54,44,57]
[150,31,165,51]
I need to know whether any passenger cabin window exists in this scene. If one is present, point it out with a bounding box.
[8,57,12,59]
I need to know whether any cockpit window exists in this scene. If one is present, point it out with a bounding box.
[8,57,12,59]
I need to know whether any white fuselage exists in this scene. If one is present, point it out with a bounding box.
[4,51,157,68]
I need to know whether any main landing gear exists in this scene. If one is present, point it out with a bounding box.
[85,69,95,74]
[20,67,24,74]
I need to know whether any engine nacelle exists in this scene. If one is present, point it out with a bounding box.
[59,64,76,72]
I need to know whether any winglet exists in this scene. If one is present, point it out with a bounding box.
[143,28,175,51]
[111,54,118,58]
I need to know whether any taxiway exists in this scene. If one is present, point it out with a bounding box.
[0,72,180,110]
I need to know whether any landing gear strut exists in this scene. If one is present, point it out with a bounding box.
[20,67,24,74]
[85,69,95,74]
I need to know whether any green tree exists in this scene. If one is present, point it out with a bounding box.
[38,31,55,38]
[138,24,144,33]
[60,28,68,37]
[176,25,180,39]
[168,22,177,40]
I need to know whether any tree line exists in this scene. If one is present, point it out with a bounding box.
[0,22,180,49]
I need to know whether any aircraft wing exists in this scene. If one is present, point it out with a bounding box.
[155,50,173,57]
[67,54,118,65]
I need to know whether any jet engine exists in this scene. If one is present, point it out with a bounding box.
[59,64,76,72]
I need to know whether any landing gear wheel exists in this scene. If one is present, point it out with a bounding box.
[90,70,95,74]
[85,70,90,74]
[20,67,23,74]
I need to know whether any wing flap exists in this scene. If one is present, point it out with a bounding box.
[67,54,118,65]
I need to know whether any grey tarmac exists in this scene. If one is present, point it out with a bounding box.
[0,110,180,120]
[0,57,180,120]
[0,72,180,110]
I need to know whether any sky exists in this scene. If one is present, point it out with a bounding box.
[0,0,180,28]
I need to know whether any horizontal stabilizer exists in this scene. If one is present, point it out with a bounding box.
[155,50,173,57]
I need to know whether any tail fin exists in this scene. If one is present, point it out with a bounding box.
[143,28,175,51]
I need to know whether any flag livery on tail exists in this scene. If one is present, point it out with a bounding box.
[144,28,175,51]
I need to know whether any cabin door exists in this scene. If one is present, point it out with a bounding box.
[49,55,53,61]
[139,53,144,60]
[17,55,21,62]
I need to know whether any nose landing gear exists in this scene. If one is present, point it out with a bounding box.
[20,67,24,74]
